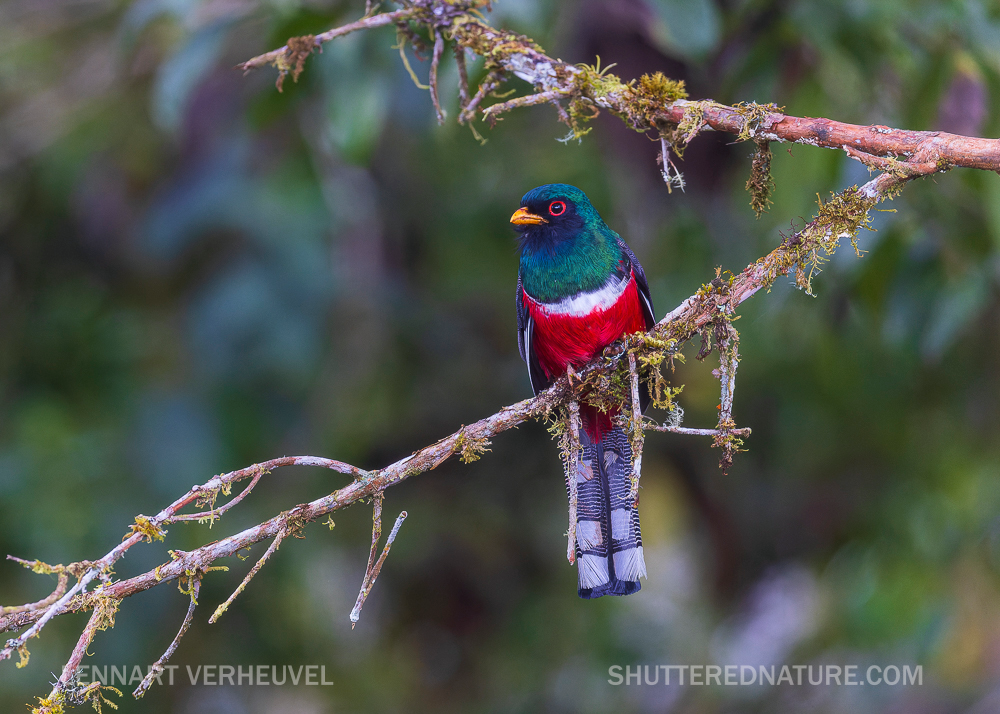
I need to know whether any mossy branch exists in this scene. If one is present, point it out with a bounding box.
[241,0,999,194]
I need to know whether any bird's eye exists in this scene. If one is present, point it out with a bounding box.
[548,200,566,216]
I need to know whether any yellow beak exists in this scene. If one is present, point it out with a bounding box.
[510,207,547,225]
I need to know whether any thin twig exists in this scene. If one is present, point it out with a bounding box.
[717,324,739,427]
[459,71,501,124]
[659,137,685,193]
[551,98,571,126]
[565,401,581,565]
[1,569,68,616]
[350,510,407,627]
[55,596,120,695]
[627,354,644,504]
[647,424,752,437]
[168,470,264,524]
[364,493,384,583]
[429,30,447,124]
[134,576,201,698]
[481,89,567,125]
[454,45,470,111]
[841,144,939,177]
[238,9,412,73]
[711,322,742,473]
[209,529,288,624]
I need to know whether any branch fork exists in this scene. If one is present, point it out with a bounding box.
[350,493,408,627]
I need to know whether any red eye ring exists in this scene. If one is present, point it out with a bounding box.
[548,200,566,216]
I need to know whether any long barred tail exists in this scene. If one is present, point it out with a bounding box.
[571,425,646,598]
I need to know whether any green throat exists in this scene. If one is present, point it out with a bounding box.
[520,228,622,303]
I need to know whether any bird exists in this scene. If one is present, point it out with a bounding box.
[511,183,655,599]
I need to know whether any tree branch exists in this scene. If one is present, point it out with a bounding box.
[240,0,1000,176]
[350,506,407,627]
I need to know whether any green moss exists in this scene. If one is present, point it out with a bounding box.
[753,185,877,296]
[451,18,542,65]
[746,140,775,218]
[455,429,492,463]
[791,187,876,295]
[569,66,688,138]
[30,691,66,714]
[732,101,784,142]
[16,644,29,669]
[92,596,120,631]
[660,100,712,158]
[275,35,317,93]
[712,418,746,474]
[126,515,166,543]
[71,681,122,714]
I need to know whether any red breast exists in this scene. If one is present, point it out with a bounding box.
[525,274,646,380]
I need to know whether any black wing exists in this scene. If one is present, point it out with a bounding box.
[516,271,527,360]
[516,270,553,396]
[617,235,656,329]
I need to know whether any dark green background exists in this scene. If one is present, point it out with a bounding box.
[2,0,1000,711]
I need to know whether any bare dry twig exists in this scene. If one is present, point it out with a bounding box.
[459,70,503,125]
[209,528,290,624]
[350,507,408,627]
[454,45,470,109]
[362,493,385,588]
[238,9,410,75]
[2,558,70,616]
[482,89,568,125]
[429,29,447,124]
[134,576,201,698]
[648,424,753,437]
[169,469,264,524]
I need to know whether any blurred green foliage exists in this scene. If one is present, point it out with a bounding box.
[2,0,1000,712]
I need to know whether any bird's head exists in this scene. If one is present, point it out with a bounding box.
[510,184,603,250]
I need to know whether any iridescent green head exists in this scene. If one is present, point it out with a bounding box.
[511,184,622,301]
